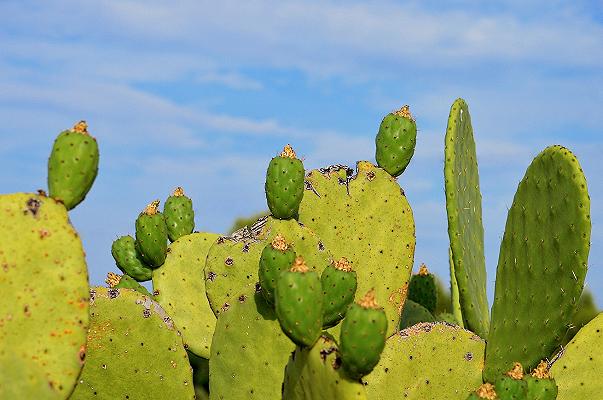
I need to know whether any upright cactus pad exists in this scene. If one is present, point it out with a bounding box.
[365,322,485,399]
[111,235,153,281]
[375,105,417,177]
[152,232,219,359]
[494,363,528,399]
[321,257,358,327]
[164,186,195,242]
[524,361,558,400]
[484,146,591,381]
[135,200,168,268]
[47,121,99,210]
[0,193,89,399]
[450,247,465,328]
[106,272,152,296]
[70,287,195,399]
[258,234,296,304]
[265,144,305,219]
[299,162,415,335]
[408,263,437,314]
[282,335,367,400]
[444,98,489,338]
[399,299,436,330]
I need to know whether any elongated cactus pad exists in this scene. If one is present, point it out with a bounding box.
[205,216,330,317]
[0,193,89,399]
[135,200,168,268]
[550,313,602,400]
[70,287,194,399]
[111,235,153,281]
[444,98,489,338]
[484,146,591,381]
[375,105,417,177]
[265,144,305,219]
[164,186,195,242]
[299,162,415,335]
[450,247,464,328]
[364,322,485,399]
[283,335,367,400]
[399,299,436,330]
[153,232,219,358]
[209,293,294,400]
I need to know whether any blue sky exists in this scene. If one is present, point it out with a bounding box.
[1,0,602,307]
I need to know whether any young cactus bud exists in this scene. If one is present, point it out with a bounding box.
[111,235,153,281]
[258,234,296,304]
[164,186,195,242]
[320,257,357,328]
[524,361,558,400]
[135,200,168,268]
[375,105,417,177]
[265,144,305,220]
[408,263,437,314]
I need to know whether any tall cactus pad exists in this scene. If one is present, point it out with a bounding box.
[450,247,465,328]
[365,323,485,399]
[135,200,168,268]
[550,313,602,400]
[375,105,417,177]
[321,257,357,327]
[209,293,294,400]
[70,287,194,399]
[299,162,415,335]
[164,187,195,242]
[408,264,437,314]
[47,121,99,210]
[444,98,489,338]
[485,146,591,381]
[111,235,153,281]
[0,193,89,399]
[283,335,367,400]
[265,144,305,219]
[205,216,330,317]
[153,232,219,358]
[258,234,296,304]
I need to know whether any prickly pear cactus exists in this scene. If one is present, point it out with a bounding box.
[525,361,558,400]
[550,313,602,399]
[299,161,415,334]
[399,299,435,330]
[204,216,330,317]
[408,263,437,314]
[106,272,152,296]
[494,363,528,399]
[70,287,195,399]
[321,257,357,328]
[111,235,153,281]
[444,98,489,338]
[209,293,294,400]
[258,234,296,304]
[164,187,195,242]
[375,105,417,177]
[450,247,464,328]
[365,322,485,399]
[0,193,89,399]
[484,146,591,381]
[152,232,219,359]
[282,335,367,400]
[265,144,305,219]
[47,121,99,210]
[135,200,168,268]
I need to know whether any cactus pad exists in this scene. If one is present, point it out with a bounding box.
[399,299,436,330]
[258,234,296,304]
[375,105,417,177]
[320,257,357,327]
[135,200,168,268]
[111,235,153,281]
[265,144,305,219]
[408,263,437,314]
[164,187,195,242]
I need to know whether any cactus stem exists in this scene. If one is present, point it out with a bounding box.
[280,144,297,159]
[333,257,352,272]
[143,200,161,215]
[418,263,429,276]
[172,186,185,197]
[506,362,524,380]
[72,120,89,135]
[290,256,309,273]
[476,383,497,399]
[358,289,379,309]
[271,234,289,251]
[106,272,121,288]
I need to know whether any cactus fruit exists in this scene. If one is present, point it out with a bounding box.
[111,235,153,281]
[265,144,305,219]
[275,257,324,347]
[164,186,195,242]
[282,334,367,399]
[375,105,417,177]
[444,98,490,338]
[70,287,195,399]
[484,146,591,381]
[524,361,558,400]
[152,232,219,359]
[467,383,498,400]
[399,299,435,330]
[47,120,99,210]
[339,290,388,379]
[258,234,296,304]
[106,272,152,296]
[135,200,168,268]
[321,257,358,328]
[0,193,89,399]
[408,263,437,314]
[494,363,528,399]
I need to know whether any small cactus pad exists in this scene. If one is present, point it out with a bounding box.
[467,383,498,400]
[164,187,195,242]
[111,235,153,281]
[282,335,367,400]
[320,257,358,327]
[444,98,489,338]
[485,146,591,381]
[375,105,417,177]
[299,162,415,335]
[209,293,294,399]
[153,232,219,358]
[135,200,168,268]
[525,362,558,400]
[494,363,528,399]
[205,216,330,317]
[365,322,485,399]
[106,272,152,296]
[47,121,99,210]
[258,234,296,304]
[70,287,194,399]
[550,313,602,399]
[408,263,437,314]
[0,193,89,399]
[399,299,436,330]
[265,144,305,219]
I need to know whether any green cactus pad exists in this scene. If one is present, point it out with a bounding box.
[437,312,460,325]
[525,376,558,400]
[283,335,367,400]
[375,105,417,177]
[444,98,489,338]
[320,258,357,328]
[408,264,437,314]
[265,144,305,219]
[484,146,591,381]
[495,372,528,400]
[135,200,168,268]
[205,216,331,317]
[47,121,99,210]
[70,287,194,399]
[299,161,415,335]
[111,235,153,281]
[164,187,195,242]
[450,247,465,328]
[152,232,219,359]
[258,234,296,304]
[209,293,294,400]
[550,313,602,400]
[365,322,485,399]
[399,299,436,330]
[0,193,89,399]
[107,272,153,296]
